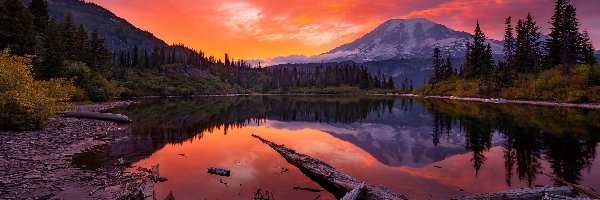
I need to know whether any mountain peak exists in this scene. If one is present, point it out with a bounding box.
[322,18,502,62]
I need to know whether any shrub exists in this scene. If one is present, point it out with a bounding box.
[0,49,75,130]
[63,61,121,102]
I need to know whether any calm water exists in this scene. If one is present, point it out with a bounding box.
[97,96,599,199]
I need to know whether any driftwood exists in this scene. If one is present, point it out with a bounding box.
[207,167,231,177]
[341,182,365,200]
[62,111,132,123]
[452,186,574,200]
[542,172,600,199]
[251,134,410,200]
[292,186,324,192]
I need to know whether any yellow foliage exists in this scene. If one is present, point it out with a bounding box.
[417,65,600,103]
[0,49,75,130]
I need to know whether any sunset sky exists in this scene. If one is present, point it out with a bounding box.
[88,0,600,60]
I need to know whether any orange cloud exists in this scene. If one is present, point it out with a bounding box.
[88,0,599,60]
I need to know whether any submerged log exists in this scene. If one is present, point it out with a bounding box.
[452,186,574,200]
[62,111,132,123]
[251,134,410,200]
[207,167,231,177]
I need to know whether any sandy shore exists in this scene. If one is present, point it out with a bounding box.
[0,101,153,199]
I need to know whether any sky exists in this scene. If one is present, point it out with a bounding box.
[88,0,600,61]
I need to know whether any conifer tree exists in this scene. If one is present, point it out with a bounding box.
[150,45,160,68]
[546,0,595,71]
[131,44,140,67]
[0,0,36,55]
[463,21,493,79]
[41,19,65,78]
[74,24,88,61]
[514,14,542,73]
[444,56,454,80]
[579,30,597,64]
[60,13,78,61]
[503,16,516,70]
[547,0,569,68]
[87,28,111,76]
[28,0,49,34]
[431,47,443,83]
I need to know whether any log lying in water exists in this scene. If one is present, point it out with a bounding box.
[62,111,132,123]
[251,134,410,200]
[207,167,231,177]
[452,186,574,200]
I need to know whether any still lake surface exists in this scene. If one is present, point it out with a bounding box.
[99,96,599,199]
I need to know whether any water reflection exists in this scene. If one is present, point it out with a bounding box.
[105,96,600,199]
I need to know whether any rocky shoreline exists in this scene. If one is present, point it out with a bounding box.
[395,94,600,110]
[0,101,154,200]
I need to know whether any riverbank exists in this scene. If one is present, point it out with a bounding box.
[0,101,154,199]
[399,94,600,110]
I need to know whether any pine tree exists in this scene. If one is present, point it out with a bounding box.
[514,14,542,74]
[131,44,140,67]
[444,56,454,80]
[87,28,111,76]
[547,0,569,68]
[579,30,596,65]
[41,19,65,78]
[463,21,493,79]
[28,0,49,34]
[0,0,36,55]
[386,77,395,89]
[546,0,594,71]
[74,24,88,61]
[503,16,516,70]
[150,45,160,68]
[60,13,78,61]
[432,47,443,83]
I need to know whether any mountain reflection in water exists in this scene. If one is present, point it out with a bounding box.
[104,96,600,199]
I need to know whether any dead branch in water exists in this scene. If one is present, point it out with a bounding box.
[251,134,410,200]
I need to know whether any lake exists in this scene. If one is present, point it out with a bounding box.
[90,96,600,199]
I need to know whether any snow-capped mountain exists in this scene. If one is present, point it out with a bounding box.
[321,18,503,62]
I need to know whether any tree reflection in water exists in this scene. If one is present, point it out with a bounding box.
[113,96,599,188]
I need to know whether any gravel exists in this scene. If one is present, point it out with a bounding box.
[0,101,153,200]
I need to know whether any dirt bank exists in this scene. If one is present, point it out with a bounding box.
[0,101,153,200]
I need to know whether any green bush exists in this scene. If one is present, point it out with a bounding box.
[0,49,75,130]
[63,61,120,102]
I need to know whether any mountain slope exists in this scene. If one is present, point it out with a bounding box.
[322,18,503,62]
[24,0,166,51]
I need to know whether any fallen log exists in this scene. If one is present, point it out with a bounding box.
[251,134,410,200]
[62,111,132,123]
[207,167,231,177]
[452,186,574,200]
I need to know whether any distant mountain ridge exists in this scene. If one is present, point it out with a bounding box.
[322,18,503,62]
[24,0,167,51]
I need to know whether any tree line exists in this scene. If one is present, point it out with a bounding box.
[264,64,395,93]
[429,0,597,93]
